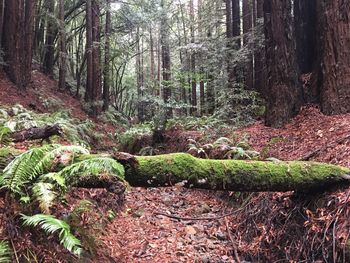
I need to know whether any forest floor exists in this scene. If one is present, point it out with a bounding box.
[1,71,350,262]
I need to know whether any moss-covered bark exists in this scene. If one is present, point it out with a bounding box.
[125,153,350,192]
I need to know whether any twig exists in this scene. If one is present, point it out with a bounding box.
[154,210,236,221]
[225,217,241,263]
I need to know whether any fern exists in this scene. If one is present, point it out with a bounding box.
[0,145,89,196]
[32,182,57,214]
[0,126,12,144]
[58,157,125,185]
[33,145,90,176]
[21,214,82,256]
[0,241,11,263]
[1,145,58,195]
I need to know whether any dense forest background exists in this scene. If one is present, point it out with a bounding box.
[1,0,349,128]
[0,0,350,262]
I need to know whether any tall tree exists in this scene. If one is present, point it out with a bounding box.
[42,0,56,77]
[103,0,111,111]
[160,0,172,120]
[189,0,197,115]
[243,0,253,90]
[58,0,66,91]
[264,0,302,127]
[254,0,265,95]
[313,0,350,115]
[85,0,102,117]
[2,0,36,90]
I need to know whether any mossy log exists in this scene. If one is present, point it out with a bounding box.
[124,153,350,192]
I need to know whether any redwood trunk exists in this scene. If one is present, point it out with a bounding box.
[264,0,302,128]
[102,0,111,111]
[58,0,66,92]
[243,0,253,91]
[314,0,350,115]
[2,0,35,90]
[42,0,55,77]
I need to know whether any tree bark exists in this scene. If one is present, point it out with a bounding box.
[102,0,111,111]
[58,0,66,92]
[85,0,102,117]
[314,0,350,115]
[42,0,56,77]
[189,0,197,116]
[243,0,253,91]
[3,0,36,90]
[160,0,172,120]
[264,0,303,128]
[9,124,62,142]
[124,153,350,193]
[254,0,265,96]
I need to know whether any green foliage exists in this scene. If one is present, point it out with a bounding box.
[58,157,125,185]
[0,241,11,263]
[117,125,153,152]
[0,126,12,144]
[99,108,130,127]
[0,105,97,147]
[166,115,227,131]
[0,144,126,257]
[187,136,260,160]
[21,214,82,256]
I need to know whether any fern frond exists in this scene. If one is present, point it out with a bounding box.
[0,241,11,263]
[58,157,125,185]
[1,145,58,195]
[214,137,232,146]
[21,214,82,256]
[39,173,66,188]
[32,182,57,214]
[33,145,90,175]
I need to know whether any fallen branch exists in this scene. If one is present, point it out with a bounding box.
[10,124,62,142]
[154,210,236,221]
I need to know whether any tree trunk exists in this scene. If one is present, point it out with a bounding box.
[243,0,253,91]
[102,0,111,111]
[124,153,350,193]
[314,0,350,115]
[160,0,172,120]
[264,0,303,128]
[0,0,4,48]
[226,0,235,90]
[254,0,266,96]
[1,151,349,194]
[189,0,197,116]
[58,0,66,92]
[136,27,144,122]
[3,0,36,90]
[231,0,240,47]
[85,0,102,117]
[42,0,55,77]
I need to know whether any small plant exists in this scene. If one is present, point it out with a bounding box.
[0,241,11,263]
[187,136,260,160]
[0,144,125,257]
[21,214,82,256]
[117,125,153,152]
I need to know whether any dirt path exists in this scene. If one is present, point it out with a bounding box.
[99,187,237,262]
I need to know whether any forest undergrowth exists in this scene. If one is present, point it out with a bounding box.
[0,73,349,262]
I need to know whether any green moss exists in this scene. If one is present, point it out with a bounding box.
[125,153,350,192]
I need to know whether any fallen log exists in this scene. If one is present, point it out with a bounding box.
[1,147,349,193]
[10,124,62,142]
[125,153,350,193]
